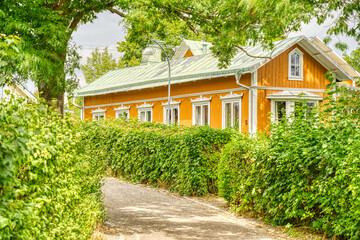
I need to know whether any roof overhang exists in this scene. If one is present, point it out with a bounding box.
[266,90,323,100]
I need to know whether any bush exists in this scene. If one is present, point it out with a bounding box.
[0,95,104,239]
[217,80,360,239]
[80,119,234,196]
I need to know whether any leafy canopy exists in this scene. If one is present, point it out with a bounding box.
[81,47,125,83]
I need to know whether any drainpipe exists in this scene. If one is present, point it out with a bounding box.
[72,96,84,120]
[235,73,250,90]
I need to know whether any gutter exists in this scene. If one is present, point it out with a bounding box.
[235,73,250,89]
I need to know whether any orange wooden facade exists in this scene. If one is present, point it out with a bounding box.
[83,43,340,133]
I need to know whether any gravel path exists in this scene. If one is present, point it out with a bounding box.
[99,178,289,240]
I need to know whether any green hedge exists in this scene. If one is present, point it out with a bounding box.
[81,119,234,196]
[0,95,104,239]
[218,82,360,239]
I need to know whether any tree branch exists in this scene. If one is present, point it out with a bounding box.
[235,45,271,59]
[109,8,126,18]
[176,14,199,36]
[69,12,84,33]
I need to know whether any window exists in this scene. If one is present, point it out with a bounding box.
[115,105,130,119]
[191,96,211,126]
[220,92,243,130]
[295,101,316,119]
[91,108,106,121]
[288,48,303,80]
[268,90,322,122]
[163,100,180,124]
[272,100,317,122]
[274,101,288,121]
[137,103,153,122]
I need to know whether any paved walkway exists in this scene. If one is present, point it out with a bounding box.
[100,178,288,240]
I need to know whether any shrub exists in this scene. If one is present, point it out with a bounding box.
[0,95,104,239]
[218,79,360,239]
[80,119,234,196]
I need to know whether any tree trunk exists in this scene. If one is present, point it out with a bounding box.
[38,84,64,117]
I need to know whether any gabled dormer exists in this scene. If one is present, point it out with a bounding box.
[172,40,212,59]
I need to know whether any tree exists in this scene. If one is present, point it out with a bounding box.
[344,47,360,73]
[81,47,124,83]
[0,0,124,114]
[1,0,359,114]
[0,34,21,85]
[117,19,210,64]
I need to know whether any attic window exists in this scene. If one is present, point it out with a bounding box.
[288,48,303,80]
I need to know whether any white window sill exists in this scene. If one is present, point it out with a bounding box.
[288,76,303,81]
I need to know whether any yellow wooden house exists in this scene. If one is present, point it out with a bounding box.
[75,36,359,133]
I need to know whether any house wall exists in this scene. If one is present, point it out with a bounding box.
[256,44,330,132]
[84,74,251,132]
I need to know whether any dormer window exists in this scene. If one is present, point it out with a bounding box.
[288,48,303,80]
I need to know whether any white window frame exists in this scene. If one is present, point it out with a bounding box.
[271,100,318,122]
[191,96,212,126]
[91,108,106,121]
[162,100,181,124]
[137,103,154,122]
[220,92,243,131]
[114,105,130,119]
[288,48,304,81]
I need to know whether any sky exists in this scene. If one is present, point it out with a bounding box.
[71,11,358,88]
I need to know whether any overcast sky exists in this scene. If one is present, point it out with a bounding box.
[70,11,358,87]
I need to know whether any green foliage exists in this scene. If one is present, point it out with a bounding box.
[0,34,22,85]
[218,78,360,239]
[81,119,234,196]
[81,47,125,83]
[0,95,104,239]
[117,18,209,64]
[344,47,360,73]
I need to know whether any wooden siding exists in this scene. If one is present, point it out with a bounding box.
[84,74,251,132]
[183,49,194,58]
[256,43,331,132]
[257,44,329,89]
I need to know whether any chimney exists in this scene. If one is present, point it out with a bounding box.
[202,43,208,54]
[141,43,162,65]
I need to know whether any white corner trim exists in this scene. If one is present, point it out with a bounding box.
[251,70,258,86]
[91,107,106,114]
[220,92,243,100]
[191,95,212,103]
[114,105,130,111]
[162,100,181,106]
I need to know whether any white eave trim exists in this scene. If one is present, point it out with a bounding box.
[266,90,323,100]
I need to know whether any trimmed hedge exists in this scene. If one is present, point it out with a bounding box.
[81,119,234,195]
[0,95,104,239]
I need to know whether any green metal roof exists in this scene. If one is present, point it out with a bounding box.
[75,36,303,97]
